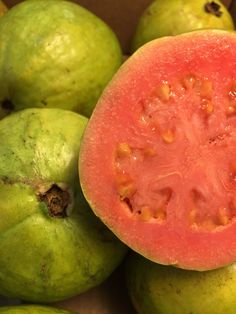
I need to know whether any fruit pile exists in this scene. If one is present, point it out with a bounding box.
[0,0,236,313]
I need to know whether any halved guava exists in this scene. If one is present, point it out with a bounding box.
[126,253,236,314]
[131,0,234,52]
[0,305,73,314]
[0,108,127,302]
[80,30,236,271]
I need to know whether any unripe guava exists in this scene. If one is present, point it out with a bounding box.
[126,253,236,314]
[131,0,234,52]
[0,0,122,118]
[0,108,127,303]
[0,305,73,313]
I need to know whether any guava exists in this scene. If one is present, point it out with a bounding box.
[126,253,236,314]
[0,0,122,118]
[131,0,234,52]
[0,108,127,302]
[79,29,236,271]
[0,1,7,17]
[0,305,73,313]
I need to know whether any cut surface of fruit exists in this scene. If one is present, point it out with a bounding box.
[80,30,236,270]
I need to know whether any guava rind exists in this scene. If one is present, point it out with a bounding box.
[126,253,236,314]
[0,0,122,118]
[131,0,234,52]
[0,108,127,302]
[0,305,73,313]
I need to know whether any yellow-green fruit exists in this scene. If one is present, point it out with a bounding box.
[0,0,122,118]
[0,305,73,313]
[131,0,234,52]
[0,1,7,17]
[126,253,236,314]
[0,108,127,303]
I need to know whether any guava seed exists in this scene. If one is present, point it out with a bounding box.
[155,82,170,102]
[161,129,175,144]
[200,79,213,99]
[38,184,70,218]
[201,99,214,115]
[116,143,132,158]
[182,75,196,90]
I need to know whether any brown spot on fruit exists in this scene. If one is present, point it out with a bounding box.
[204,1,223,17]
[38,184,70,218]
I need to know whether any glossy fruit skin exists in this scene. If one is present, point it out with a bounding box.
[0,305,73,313]
[0,108,127,303]
[126,253,236,314]
[0,0,122,118]
[131,0,234,52]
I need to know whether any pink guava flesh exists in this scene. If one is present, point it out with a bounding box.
[79,30,236,271]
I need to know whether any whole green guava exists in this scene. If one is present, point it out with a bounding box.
[0,305,73,313]
[126,253,236,314]
[0,0,122,118]
[0,108,127,303]
[131,0,234,52]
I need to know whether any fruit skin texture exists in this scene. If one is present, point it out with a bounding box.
[0,0,122,118]
[0,305,73,313]
[0,0,7,17]
[131,0,234,52]
[79,29,236,271]
[126,253,236,314]
[0,108,127,303]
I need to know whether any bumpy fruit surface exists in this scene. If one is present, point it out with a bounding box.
[0,0,122,118]
[0,108,127,302]
[0,305,73,313]
[126,253,236,314]
[79,30,236,271]
[131,0,234,52]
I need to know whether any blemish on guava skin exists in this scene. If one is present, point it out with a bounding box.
[204,1,223,17]
[38,184,70,218]
[1,98,14,113]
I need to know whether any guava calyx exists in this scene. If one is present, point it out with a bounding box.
[1,98,14,113]
[38,184,70,218]
[205,1,222,17]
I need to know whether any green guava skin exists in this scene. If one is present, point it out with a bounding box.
[0,305,73,313]
[0,108,127,303]
[0,0,122,118]
[126,253,236,314]
[131,0,234,52]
